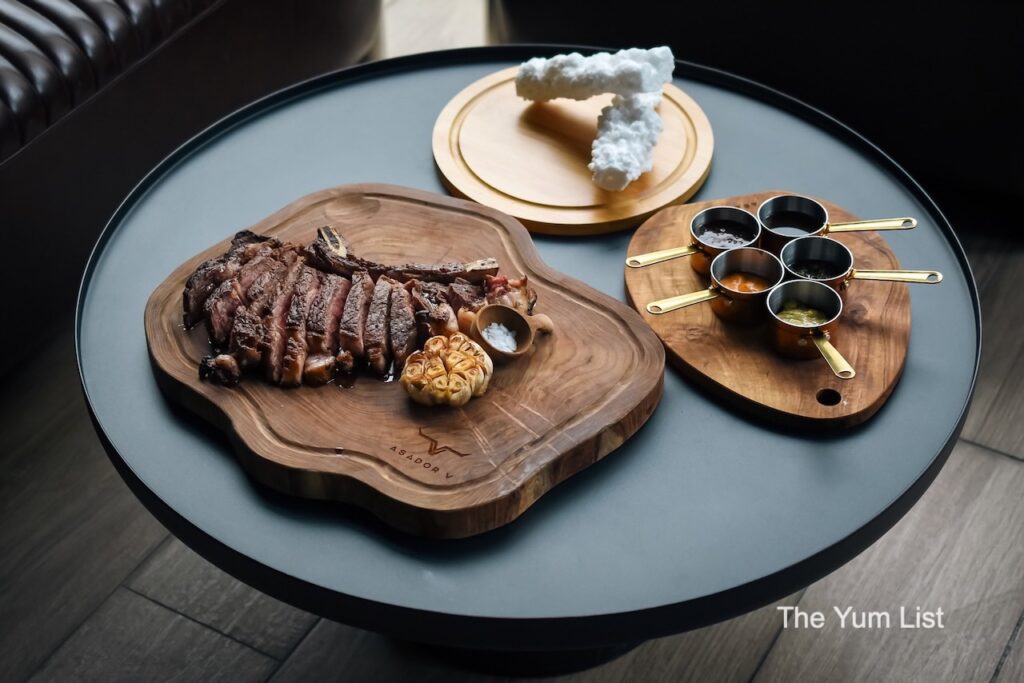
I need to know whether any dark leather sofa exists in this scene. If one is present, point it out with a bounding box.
[0,0,380,375]
[488,1,1022,226]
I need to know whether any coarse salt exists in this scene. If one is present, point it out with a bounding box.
[481,322,517,353]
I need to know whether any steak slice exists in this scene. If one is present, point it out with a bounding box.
[364,276,395,375]
[259,256,305,384]
[302,274,351,385]
[280,266,322,386]
[204,279,244,348]
[182,231,276,327]
[337,270,374,373]
[227,255,292,368]
[388,282,417,373]
[201,245,284,348]
[306,226,499,285]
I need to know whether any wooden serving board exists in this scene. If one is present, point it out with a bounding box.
[146,184,665,538]
[624,192,911,429]
[432,67,714,236]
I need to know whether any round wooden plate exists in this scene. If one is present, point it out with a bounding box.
[432,67,714,236]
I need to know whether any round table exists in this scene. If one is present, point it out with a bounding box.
[78,46,979,661]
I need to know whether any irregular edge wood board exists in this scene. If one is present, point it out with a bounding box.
[145,184,665,538]
[624,191,911,430]
[432,66,714,236]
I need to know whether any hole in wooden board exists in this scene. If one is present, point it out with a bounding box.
[817,388,842,406]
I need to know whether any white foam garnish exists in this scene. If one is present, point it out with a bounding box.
[515,47,674,101]
[514,47,674,191]
[481,322,517,353]
[589,92,664,191]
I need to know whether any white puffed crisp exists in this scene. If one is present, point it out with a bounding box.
[514,47,674,191]
[515,47,675,102]
[589,93,664,191]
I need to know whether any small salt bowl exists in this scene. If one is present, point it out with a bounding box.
[470,304,535,364]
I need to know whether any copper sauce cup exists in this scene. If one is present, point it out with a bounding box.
[780,236,942,297]
[767,280,855,379]
[757,194,917,255]
[646,247,784,325]
[626,206,761,275]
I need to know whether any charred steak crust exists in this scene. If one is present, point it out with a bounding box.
[388,282,417,373]
[446,278,486,313]
[182,231,278,327]
[307,226,499,285]
[204,279,244,348]
[227,251,295,368]
[281,266,322,387]
[365,276,395,375]
[259,256,305,384]
[337,270,374,372]
[302,275,351,385]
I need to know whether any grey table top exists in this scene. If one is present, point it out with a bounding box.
[78,47,979,649]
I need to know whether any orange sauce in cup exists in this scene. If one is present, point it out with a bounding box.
[720,271,772,293]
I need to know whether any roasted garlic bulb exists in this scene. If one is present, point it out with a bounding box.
[400,333,493,407]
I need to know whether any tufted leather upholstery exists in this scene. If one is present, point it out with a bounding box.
[0,0,381,376]
[0,0,216,158]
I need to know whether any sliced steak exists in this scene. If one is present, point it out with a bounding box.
[182,231,276,327]
[281,266,322,386]
[364,276,395,375]
[204,279,244,348]
[302,275,351,385]
[337,270,374,373]
[229,307,265,368]
[388,282,417,373]
[259,256,305,384]
[306,226,499,285]
[227,256,291,368]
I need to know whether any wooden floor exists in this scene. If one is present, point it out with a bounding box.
[4,2,1023,681]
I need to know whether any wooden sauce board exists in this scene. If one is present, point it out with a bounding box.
[145,185,665,538]
[624,192,911,429]
[433,67,714,236]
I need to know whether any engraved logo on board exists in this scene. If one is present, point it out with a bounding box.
[417,427,470,458]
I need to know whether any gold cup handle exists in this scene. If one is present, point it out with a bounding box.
[851,269,943,284]
[646,287,719,314]
[828,217,917,232]
[812,335,856,380]
[626,244,701,268]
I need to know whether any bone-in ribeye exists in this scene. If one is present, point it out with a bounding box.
[186,226,533,387]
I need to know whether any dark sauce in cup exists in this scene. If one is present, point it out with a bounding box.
[763,211,822,237]
[790,259,841,280]
[698,220,753,248]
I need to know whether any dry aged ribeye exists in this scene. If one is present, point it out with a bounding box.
[302,275,351,385]
[228,250,297,368]
[388,283,417,373]
[364,276,395,375]
[307,226,499,285]
[185,224,532,388]
[259,256,305,384]
[183,231,279,327]
[281,266,322,386]
[337,270,374,373]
